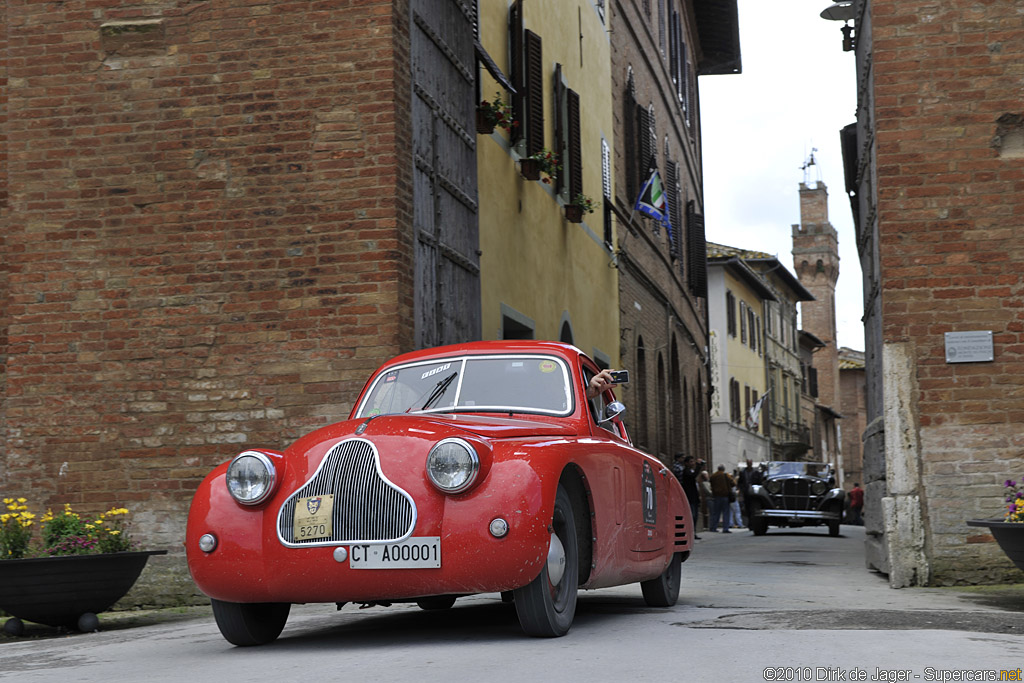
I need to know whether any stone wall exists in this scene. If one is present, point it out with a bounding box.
[0,0,414,600]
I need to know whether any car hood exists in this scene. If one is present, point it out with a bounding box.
[288,412,576,454]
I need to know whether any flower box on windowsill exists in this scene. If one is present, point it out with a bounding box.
[519,158,540,181]
[475,108,495,135]
[565,205,584,223]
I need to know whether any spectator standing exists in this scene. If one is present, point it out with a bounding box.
[737,458,761,528]
[673,454,702,540]
[697,460,711,530]
[848,482,864,525]
[708,464,735,533]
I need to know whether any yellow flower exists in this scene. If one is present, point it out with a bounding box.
[16,498,26,504]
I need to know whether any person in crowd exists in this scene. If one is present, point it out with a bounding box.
[737,458,761,529]
[729,471,743,528]
[697,460,711,531]
[848,482,864,525]
[673,454,701,540]
[708,464,735,533]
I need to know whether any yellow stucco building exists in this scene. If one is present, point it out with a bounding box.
[475,1,619,366]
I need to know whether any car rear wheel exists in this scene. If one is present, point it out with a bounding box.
[210,599,290,646]
[750,502,769,536]
[640,552,682,607]
[513,484,578,637]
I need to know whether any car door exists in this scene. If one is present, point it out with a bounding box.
[580,362,666,555]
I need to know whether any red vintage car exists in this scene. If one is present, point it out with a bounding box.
[186,340,693,645]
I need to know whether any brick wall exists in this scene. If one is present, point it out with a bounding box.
[0,0,413,604]
[873,0,1024,584]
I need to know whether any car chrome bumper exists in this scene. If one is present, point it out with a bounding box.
[759,509,840,521]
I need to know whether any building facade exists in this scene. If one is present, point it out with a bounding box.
[707,253,773,471]
[476,1,619,361]
[607,1,740,463]
[841,0,1024,586]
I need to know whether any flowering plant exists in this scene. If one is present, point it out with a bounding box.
[0,499,135,559]
[1,498,35,559]
[529,148,561,184]
[1004,479,1024,522]
[571,193,597,213]
[477,92,517,132]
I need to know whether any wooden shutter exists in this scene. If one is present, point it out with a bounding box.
[509,0,523,144]
[638,105,652,186]
[553,64,564,193]
[567,88,582,201]
[666,160,680,258]
[624,74,637,201]
[686,200,707,298]
[524,29,544,157]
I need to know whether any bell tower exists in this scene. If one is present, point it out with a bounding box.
[792,179,840,413]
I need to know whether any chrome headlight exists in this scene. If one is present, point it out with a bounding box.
[811,480,828,495]
[226,451,277,505]
[426,438,479,494]
[765,479,783,495]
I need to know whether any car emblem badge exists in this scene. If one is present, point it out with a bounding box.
[306,497,322,515]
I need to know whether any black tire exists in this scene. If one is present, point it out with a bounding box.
[750,501,769,536]
[416,595,457,610]
[210,599,290,647]
[828,518,841,537]
[513,484,578,637]
[640,552,682,607]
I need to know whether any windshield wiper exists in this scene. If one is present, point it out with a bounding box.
[408,371,458,412]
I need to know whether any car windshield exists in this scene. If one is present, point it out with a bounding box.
[766,461,831,479]
[355,354,573,417]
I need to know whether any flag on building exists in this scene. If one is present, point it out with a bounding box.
[747,390,770,432]
[634,158,671,236]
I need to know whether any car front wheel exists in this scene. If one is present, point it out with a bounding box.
[640,552,682,607]
[211,599,290,646]
[750,502,769,536]
[513,484,578,637]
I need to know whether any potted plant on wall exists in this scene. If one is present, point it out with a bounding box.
[0,498,166,635]
[565,193,596,223]
[967,478,1024,571]
[476,92,516,135]
[519,148,560,184]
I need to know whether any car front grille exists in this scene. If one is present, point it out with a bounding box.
[777,479,814,511]
[277,438,416,547]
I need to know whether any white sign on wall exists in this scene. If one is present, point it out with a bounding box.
[944,331,994,363]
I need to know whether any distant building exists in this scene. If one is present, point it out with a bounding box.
[838,348,866,490]
[608,1,740,463]
[707,251,774,471]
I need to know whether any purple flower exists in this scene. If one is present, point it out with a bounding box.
[1007,480,1016,488]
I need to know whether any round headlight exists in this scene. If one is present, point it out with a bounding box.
[226,451,277,505]
[765,479,783,495]
[811,480,828,495]
[426,438,480,494]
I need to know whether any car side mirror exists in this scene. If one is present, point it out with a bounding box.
[599,401,626,424]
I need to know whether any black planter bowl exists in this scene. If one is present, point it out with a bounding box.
[967,519,1024,571]
[0,550,166,632]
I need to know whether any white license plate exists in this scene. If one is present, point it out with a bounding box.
[349,537,441,569]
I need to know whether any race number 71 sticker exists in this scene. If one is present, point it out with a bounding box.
[642,462,657,525]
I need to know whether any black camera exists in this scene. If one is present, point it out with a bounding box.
[610,370,630,384]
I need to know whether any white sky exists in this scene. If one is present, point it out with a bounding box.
[699,0,863,351]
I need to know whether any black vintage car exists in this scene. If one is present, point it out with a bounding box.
[747,461,845,536]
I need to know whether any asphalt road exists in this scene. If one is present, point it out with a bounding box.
[4,526,1024,682]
